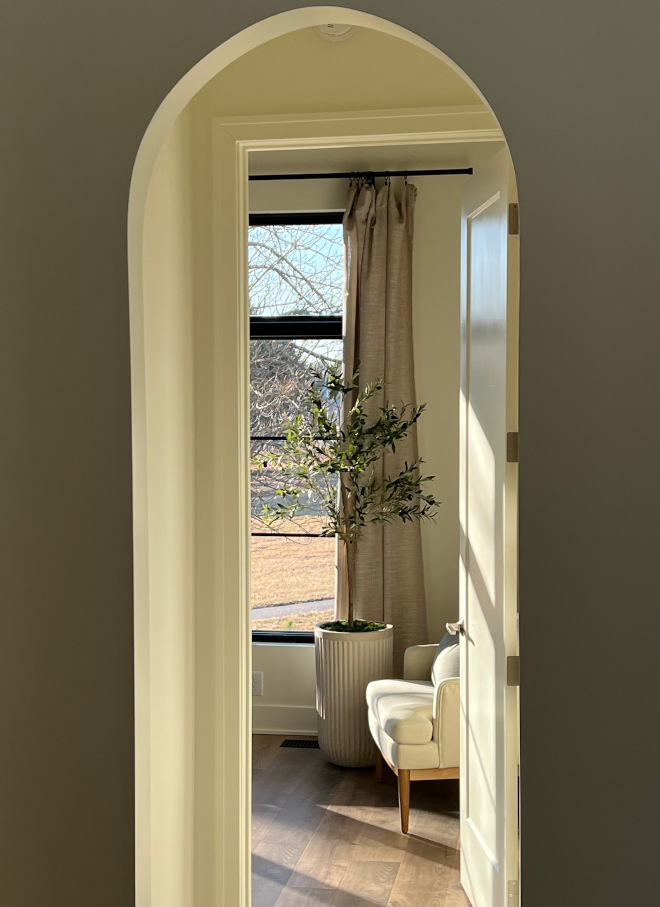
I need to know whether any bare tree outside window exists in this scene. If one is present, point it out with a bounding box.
[249,223,343,318]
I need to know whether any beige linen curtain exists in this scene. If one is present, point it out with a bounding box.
[337,179,428,672]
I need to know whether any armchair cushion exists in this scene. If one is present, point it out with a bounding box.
[430,632,460,686]
[366,678,434,745]
[368,709,440,770]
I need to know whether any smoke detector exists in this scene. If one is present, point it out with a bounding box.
[316,24,357,41]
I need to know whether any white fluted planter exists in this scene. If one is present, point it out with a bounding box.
[315,622,394,767]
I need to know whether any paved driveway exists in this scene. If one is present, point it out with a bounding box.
[251,597,333,621]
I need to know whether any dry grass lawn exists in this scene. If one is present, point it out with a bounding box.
[251,520,335,609]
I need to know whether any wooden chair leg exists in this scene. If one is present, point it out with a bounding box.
[397,769,410,834]
[374,747,384,783]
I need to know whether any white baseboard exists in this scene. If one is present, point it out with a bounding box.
[252,703,318,736]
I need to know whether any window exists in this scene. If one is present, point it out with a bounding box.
[249,213,344,642]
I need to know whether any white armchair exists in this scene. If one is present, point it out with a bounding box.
[366,637,460,833]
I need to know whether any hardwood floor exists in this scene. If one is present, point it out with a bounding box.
[252,735,471,907]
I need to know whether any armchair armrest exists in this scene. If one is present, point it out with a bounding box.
[433,677,460,768]
[403,643,438,680]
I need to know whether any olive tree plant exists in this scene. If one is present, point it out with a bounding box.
[256,363,439,630]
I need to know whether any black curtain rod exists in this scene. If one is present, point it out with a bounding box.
[249,167,473,182]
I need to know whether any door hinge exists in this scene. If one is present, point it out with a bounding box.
[507,431,519,463]
[507,656,520,687]
[508,203,519,235]
[507,879,520,906]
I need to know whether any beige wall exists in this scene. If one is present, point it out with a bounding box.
[2,4,660,907]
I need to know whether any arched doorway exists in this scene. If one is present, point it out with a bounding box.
[129,9,519,905]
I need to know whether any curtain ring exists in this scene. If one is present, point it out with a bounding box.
[384,171,390,185]
[404,171,408,186]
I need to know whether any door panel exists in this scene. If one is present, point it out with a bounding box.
[459,148,518,907]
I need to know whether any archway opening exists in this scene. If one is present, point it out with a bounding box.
[129,9,519,906]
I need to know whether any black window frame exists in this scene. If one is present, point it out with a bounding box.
[249,211,344,644]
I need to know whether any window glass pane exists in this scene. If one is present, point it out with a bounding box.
[251,535,335,632]
[248,223,343,317]
[250,338,342,437]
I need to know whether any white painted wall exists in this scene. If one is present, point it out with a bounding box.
[252,643,317,734]
[411,175,465,643]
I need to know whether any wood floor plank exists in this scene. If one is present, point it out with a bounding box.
[385,781,463,907]
[252,735,466,907]
[332,860,399,906]
[252,801,281,847]
[252,851,296,907]
[252,737,288,844]
[351,814,409,866]
[253,734,286,770]
[254,829,314,872]
[291,804,359,888]
[443,880,472,907]
[274,885,342,906]
[253,738,342,848]
[387,851,452,907]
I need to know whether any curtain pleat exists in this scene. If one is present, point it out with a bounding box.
[338,181,428,673]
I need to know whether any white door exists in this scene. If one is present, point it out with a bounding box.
[459,147,519,907]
